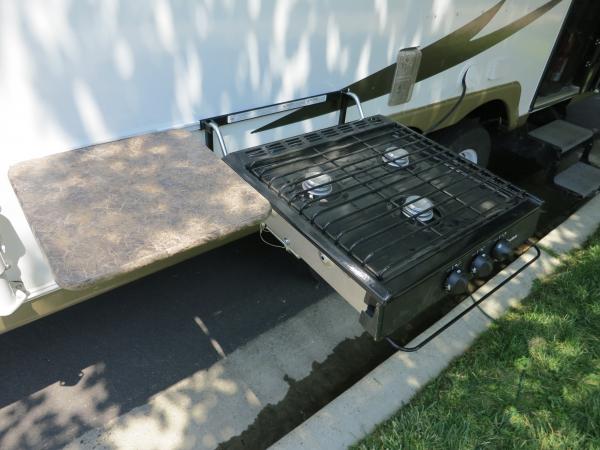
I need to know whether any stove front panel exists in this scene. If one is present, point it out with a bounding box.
[359,203,542,340]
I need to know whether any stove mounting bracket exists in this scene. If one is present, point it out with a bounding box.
[386,244,541,352]
[199,89,365,157]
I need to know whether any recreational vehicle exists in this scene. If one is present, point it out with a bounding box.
[1,0,598,341]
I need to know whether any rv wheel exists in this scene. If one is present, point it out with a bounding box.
[430,121,491,168]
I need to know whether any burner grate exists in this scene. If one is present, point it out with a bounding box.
[241,116,533,286]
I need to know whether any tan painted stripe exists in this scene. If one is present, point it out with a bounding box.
[388,82,522,132]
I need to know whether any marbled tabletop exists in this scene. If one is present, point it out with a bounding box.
[9,129,271,290]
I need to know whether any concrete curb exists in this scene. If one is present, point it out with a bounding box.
[270,195,600,450]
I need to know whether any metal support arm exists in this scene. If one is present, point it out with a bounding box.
[200,89,366,154]
[338,89,365,125]
[205,121,228,157]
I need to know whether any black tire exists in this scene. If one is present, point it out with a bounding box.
[430,120,491,168]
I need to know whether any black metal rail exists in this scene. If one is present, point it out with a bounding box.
[200,89,366,153]
[385,244,541,352]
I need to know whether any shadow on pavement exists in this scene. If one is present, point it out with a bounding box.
[0,234,330,450]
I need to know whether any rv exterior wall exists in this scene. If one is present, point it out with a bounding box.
[0,0,571,326]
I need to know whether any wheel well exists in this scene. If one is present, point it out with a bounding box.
[465,99,510,129]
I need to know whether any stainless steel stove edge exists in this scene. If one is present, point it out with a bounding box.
[264,210,368,312]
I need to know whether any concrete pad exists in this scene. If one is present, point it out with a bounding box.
[65,292,363,450]
[271,194,600,450]
[541,195,600,254]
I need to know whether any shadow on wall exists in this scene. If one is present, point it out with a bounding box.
[1,0,407,157]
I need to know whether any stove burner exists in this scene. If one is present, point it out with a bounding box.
[382,146,409,168]
[302,170,333,197]
[403,195,434,222]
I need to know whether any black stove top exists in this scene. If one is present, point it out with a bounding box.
[225,116,542,305]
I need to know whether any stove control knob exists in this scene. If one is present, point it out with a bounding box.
[470,253,494,278]
[492,239,513,262]
[445,269,470,295]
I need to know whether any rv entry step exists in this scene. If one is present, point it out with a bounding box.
[554,162,600,198]
[528,120,594,156]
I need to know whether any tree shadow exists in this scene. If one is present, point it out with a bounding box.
[0,233,331,450]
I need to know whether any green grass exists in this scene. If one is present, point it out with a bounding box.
[353,229,600,450]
